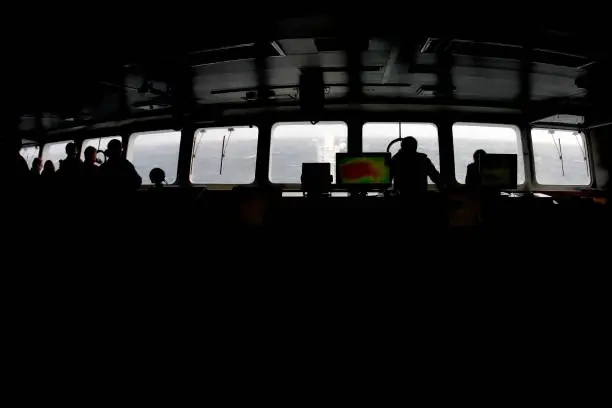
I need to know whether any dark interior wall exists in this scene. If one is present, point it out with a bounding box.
[589,125,611,189]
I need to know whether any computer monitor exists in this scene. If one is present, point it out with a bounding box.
[480,154,517,189]
[336,153,392,189]
[301,163,332,193]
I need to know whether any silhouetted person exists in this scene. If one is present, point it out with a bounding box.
[82,146,100,185]
[83,146,97,165]
[0,136,29,186]
[57,142,83,186]
[466,149,487,190]
[59,142,79,167]
[391,136,443,196]
[29,157,42,187]
[40,160,56,186]
[100,139,142,191]
[149,167,166,189]
[31,157,42,176]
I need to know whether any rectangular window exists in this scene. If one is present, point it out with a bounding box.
[363,122,440,183]
[269,122,348,183]
[453,123,524,185]
[20,146,40,169]
[81,136,121,161]
[128,130,181,184]
[191,126,258,184]
[531,128,590,186]
[42,141,72,171]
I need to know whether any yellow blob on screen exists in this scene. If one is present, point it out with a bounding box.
[338,157,390,184]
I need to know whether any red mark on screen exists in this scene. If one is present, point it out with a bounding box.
[340,161,378,181]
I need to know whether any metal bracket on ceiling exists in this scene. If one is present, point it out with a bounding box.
[270,41,286,57]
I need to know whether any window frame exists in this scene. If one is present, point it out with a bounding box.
[268,120,349,187]
[451,122,525,187]
[20,145,41,168]
[189,125,259,187]
[127,129,182,186]
[529,126,593,189]
[362,121,441,186]
[42,140,74,171]
[80,136,122,161]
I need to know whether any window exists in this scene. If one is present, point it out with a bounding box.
[269,122,347,183]
[128,130,181,184]
[191,126,258,184]
[81,136,121,161]
[363,122,440,183]
[531,128,590,186]
[453,123,524,184]
[42,141,72,171]
[20,146,40,168]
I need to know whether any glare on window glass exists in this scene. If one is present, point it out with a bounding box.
[453,123,524,184]
[191,126,258,184]
[531,129,590,185]
[269,122,348,183]
[363,123,440,182]
[20,146,40,168]
[128,130,181,184]
[43,141,72,171]
[81,137,121,161]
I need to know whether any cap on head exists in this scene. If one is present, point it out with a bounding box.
[401,136,418,153]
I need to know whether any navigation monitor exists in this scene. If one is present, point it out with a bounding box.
[481,153,518,189]
[336,153,392,188]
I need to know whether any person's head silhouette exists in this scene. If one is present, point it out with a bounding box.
[83,146,97,165]
[32,157,42,173]
[149,167,166,187]
[65,142,77,158]
[43,160,55,173]
[106,139,123,160]
[400,136,418,154]
[473,149,486,163]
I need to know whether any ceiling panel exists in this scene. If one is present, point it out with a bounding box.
[278,39,318,54]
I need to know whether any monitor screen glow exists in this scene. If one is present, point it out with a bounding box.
[336,153,391,186]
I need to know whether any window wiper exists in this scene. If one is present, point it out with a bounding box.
[219,127,234,175]
[193,130,204,159]
[573,131,589,173]
[549,130,565,176]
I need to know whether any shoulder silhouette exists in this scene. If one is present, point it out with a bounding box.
[466,149,486,190]
[391,136,443,195]
[100,139,142,191]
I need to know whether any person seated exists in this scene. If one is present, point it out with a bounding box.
[466,149,487,190]
[100,139,142,191]
[149,168,166,189]
[391,136,443,196]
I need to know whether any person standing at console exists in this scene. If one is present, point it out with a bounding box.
[390,136,443,196]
